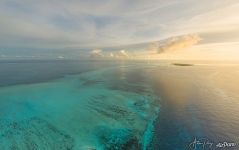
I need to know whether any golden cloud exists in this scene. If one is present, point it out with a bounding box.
[156,34,202,54]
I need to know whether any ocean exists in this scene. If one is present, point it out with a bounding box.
[0,60,239,150]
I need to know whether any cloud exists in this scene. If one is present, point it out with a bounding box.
[113,50,129,58]
[109,52,114,57]
[0,0,237,50]
[89,49,130,59]
[156,34,202,54]
[147,42,159,52]
[57,56,65,59]
[98,50,130,59]
[90,49,104,58]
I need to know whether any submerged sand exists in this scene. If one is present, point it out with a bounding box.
[0,65,159,149]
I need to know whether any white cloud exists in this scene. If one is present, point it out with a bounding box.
[117,50,129,57]
[109,52,114,57]
[95,50,130,59]
[90,49,104,58]
[57,56,64,59]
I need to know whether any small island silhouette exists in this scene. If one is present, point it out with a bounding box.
[172,63,194,66]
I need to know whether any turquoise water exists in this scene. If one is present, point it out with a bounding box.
[1,60,239,150]
[0,62,160,149]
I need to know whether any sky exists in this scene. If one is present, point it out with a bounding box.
[0,0,239,60]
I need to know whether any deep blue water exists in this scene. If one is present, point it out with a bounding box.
[0,60,120,87]
[0,60,239,150]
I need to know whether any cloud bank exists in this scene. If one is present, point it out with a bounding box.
[89,49,130,59]
[0,0,237,50]
[152,34,202,54]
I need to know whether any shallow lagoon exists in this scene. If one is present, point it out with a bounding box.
[0,62,160,149]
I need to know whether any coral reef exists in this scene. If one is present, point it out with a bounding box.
[95,126,141,150]
[0,117,74,150]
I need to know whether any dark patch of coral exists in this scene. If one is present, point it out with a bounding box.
[82,79,104,86]
[87,96,135,124]
[0,117,74,150]
[95,126,141,150]
[109,83,148,94]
